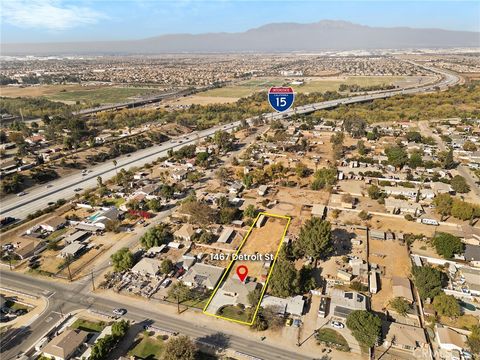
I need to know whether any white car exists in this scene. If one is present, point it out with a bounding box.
[112,308,127,316]
[330,320,344,329]
[160,279,172,288]
[16,192,26,197]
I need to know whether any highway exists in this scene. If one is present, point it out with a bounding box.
[0,271,314,360]
[0,65,460,221]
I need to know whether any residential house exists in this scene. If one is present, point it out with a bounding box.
[436,326,467,353]
[59,242,86,258]
[385,199,423,216]
[392,276,414,303]
[258,185,268,196]
[222,278,260,307]
[329,289,368,319]
[10,238,45,259]
[311,204,327,219]
[261,295,305,317]
[174,224,196,242]
[464,245,480,267]
[131,258,162,276]
[384,186,418,199]
[383,322,428,354]
[217,227,234,243]
[172,169,188,181]
[431,182,453,195]
[40,217,67,232]
[182,263,224,290]
[64,231,91,245]
[42,329,88,360]
[459,267,480,297]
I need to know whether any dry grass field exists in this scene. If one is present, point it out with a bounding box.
[369,239,412,311]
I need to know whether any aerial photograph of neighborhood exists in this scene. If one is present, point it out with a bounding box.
[0,1,479,360]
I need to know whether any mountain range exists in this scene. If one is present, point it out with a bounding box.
[2,20,479,55]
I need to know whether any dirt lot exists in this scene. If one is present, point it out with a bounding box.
[232,216,289,282]
[369,239,412,311]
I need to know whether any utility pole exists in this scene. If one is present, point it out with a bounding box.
[90,270,95,291]
[66,255,72,282]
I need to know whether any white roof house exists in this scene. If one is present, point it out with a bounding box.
[182,263,224,290]
[131,258,162,276]
[436,326,467,352]
[261,295,305,317]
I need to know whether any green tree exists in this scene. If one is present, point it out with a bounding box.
[406,131,422,143]
[389,297,411,316]
[294,218,333,261]
[110,248,133,272]
[451,175,470,193]
[160,259,174,274]
[385,145,408,169]
[147,198,162,212]
[439,149,455,169]
[409,152,423,169]
[168,282,191,313]
[412,266,446,300]
[433,293,461,317]
[268,257,298,298]
[196,151,209,167]
[111,319,129,337]
[295,162,309,178]
[247,288,262,307]
[140,224,172,249]
[346,310,382,348]
[367,184,384,200]
[433,193,453,221]
[467,325,480,355]
[463,141,477,152]
[451,199,475,221]
[357,140,366,155]
[163,335,196,360]
[243,204,257,219]
[311,167,337,190]
[432,232,464,259]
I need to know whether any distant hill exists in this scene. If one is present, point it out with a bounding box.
[2,20,479,55]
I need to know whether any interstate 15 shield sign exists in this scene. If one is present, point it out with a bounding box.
[268,86,295,112]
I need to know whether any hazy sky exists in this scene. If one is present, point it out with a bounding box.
[1,0,479,43]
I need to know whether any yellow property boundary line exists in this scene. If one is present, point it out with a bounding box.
[202,212,291,326]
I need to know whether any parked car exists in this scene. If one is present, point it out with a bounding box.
[330,320,345,329]
[45,184,53,188]
[285,318,293,326]
[16,192,26,197]
[112,308,127,316]
[292,319,302,327]
[74,188,82,192]
[160,279,171,288]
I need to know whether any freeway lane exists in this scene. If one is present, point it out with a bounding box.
[0,271,313,360]
[0,121,240,219]
[0,64,460,220]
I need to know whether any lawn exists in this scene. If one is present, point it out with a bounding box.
[166,288,212,309]
[70,318,107,333]
[129,335,165,359]
[216,305,251,322]
[47,86,165,104]
[46,227,69,241]
[4,300,30,313]
[103,197,126,208]
[198,76,406,99]
[316,328,350,352]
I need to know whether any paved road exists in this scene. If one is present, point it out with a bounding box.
[0,271,313,360]
[0,65,459,220]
